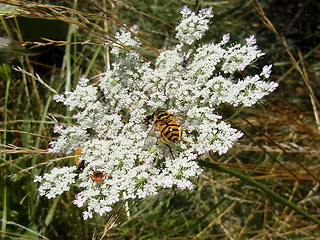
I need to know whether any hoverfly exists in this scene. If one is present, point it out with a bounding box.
[91,171,108,182]
[152,108,183,145]
[143,108,184,161]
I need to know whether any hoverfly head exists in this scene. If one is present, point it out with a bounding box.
[153,108,169,121]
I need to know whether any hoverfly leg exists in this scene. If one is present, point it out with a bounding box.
[160,135,174,158]
[178,124,184,142]
[167,145,174,159]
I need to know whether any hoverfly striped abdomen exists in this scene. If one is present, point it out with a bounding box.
[153,109,183,145]
[159,122,180,143]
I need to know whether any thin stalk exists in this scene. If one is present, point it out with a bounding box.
[1,65,11,239]
[44,197,60,227]
[84,45,101,76]
[198,159,320,226]
[224,106,244,122]
[65,38,72,121]
[32,96,52,166]
[64,0,78,122]
[2,65,10,145]
[65,18,73,94]
[0,15,13,39]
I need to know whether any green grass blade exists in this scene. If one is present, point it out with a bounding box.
[44,197,60,227]
[84,45,101,76]
[1,63,11,239]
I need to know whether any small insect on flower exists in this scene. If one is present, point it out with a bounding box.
[91,171,108,182]
[153,109,183,145]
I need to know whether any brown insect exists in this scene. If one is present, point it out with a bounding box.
[91,171,108,182]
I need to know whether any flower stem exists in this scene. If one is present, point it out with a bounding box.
[197,159,320,225]
[224,105,244,122]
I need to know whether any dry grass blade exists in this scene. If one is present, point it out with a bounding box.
[99,204,126,240]
[0,144,47,154]
[298,48,320,130]
[16,155,79,174]
[0,129,55,140]
[14,66,58,94]
[0,155,24,171]
[21,38,96,48]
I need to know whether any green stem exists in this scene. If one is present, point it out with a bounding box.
[84,46,101,76]
[44,197,60,227]
[1,65,10,239]
[198,159,320,225]
[65,0,78,123]
[224,105,244,122]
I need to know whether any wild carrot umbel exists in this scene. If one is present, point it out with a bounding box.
[35,6,278,219]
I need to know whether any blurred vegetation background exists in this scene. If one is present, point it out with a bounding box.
[0,0,319,239]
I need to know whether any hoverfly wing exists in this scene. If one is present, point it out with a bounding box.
[141,123,159,151]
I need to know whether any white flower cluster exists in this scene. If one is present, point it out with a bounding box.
[176,6,214,45]
[109,25,141,56]
[36,6,278,219]
[47,125,89,155]
[34,166,77,199]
